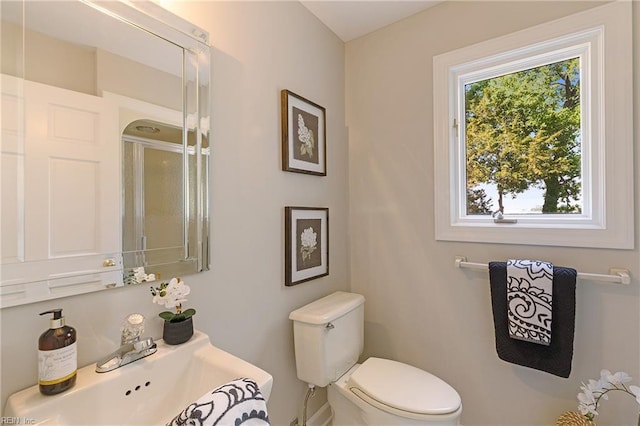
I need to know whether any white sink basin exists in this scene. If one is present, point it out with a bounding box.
[4,331,273,425]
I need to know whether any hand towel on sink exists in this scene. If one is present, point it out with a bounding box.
[506,259,553,345]
[489,261,577,378]
[167,377,269,426]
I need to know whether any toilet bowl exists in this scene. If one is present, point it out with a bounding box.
[289,292,462,425]
[329,359,462,425]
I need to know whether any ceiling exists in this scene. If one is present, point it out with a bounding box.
[300,1,442,42]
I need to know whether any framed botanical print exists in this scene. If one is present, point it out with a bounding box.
[281,90,326,176]
[285,207,329,286]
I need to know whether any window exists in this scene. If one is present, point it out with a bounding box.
[433,1,633,249]
[465,57,582,216]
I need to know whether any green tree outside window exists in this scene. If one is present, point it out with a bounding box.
[464,57,581,215]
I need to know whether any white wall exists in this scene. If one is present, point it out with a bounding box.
[0,2,347,425]
[346,1,639,425]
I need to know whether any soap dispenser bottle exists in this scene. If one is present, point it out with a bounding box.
[38,309,77,395]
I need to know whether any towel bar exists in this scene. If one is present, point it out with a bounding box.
[454,256,631,285]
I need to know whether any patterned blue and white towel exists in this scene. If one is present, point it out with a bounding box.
[506,259,553,346]
[167,377,269,426]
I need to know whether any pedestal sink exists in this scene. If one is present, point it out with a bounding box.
[4,331,273,425]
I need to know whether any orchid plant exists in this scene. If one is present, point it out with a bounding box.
[577,370,640,421]
[150,277,196,323]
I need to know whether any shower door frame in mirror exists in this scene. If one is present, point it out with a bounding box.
[0,0,210,308]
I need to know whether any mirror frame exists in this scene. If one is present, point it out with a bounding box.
[0,0,210,308]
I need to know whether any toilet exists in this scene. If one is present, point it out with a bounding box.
[289,291,462,426]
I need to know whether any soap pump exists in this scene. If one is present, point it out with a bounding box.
[38,309,77,395]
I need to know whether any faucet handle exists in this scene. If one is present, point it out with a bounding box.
[121,313,145,345]
[133,337,156,352]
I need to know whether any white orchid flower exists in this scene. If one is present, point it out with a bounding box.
[150,277,195,323]
[577,370,639,421]
[606,370,632,386]
[578,387,595,405]
[151,278,190,310]
[164,278,190,307]
[586,379,601,392]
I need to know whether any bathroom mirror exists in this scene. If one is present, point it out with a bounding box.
[0,0,210,308]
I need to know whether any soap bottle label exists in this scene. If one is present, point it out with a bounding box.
[38,342,77,385]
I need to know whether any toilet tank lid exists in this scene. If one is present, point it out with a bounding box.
[289,291,365,325]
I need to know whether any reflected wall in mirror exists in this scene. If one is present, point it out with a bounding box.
[0,1,210,308]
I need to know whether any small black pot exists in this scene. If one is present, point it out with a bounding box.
[162,317,194,345]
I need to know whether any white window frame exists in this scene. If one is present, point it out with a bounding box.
[433,1,633,249]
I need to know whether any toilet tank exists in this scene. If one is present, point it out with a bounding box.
[289,291,365,387]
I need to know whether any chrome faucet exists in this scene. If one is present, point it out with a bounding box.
[95,313,157,373]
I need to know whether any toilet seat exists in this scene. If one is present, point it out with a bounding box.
[347,358,461,420]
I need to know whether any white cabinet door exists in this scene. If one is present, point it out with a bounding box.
[1,75,122,307]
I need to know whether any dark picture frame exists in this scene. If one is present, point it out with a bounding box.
[281,90,327,176]
[285,207,329,286]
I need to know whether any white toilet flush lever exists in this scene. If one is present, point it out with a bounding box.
[325,323,335,330]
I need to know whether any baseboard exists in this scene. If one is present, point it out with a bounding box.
[304,402,462,426]
[306,402,333,426]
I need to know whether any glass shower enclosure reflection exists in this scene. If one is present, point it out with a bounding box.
[122,119,202,282]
